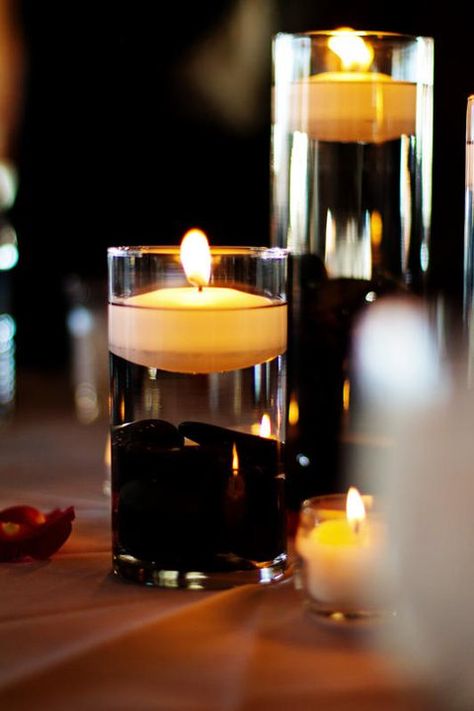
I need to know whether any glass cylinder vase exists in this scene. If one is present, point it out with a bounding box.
[271,30,434,503]
[464,96,474,385]
[108,244,288,588]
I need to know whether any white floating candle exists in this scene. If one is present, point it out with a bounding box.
[109,231,287,374]
[283,30,416,143]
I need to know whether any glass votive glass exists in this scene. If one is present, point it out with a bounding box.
[295,492,388,620]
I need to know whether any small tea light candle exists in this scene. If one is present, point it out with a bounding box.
[295,488,386,618]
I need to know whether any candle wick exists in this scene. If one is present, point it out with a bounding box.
[353,520,360,535]
[198,285,203,293]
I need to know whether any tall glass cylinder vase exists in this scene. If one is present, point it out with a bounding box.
[464,96,474,385]
[108,243,288,588]
[271,30,434,503]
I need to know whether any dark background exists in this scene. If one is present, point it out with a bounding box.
[9,1,472,369]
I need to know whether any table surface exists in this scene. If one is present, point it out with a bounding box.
[0,372,431,710]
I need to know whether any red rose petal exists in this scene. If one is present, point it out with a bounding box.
[0,506,75,561]
[26,507,75,560]
[0,505,46,526]
[0,521,34,540]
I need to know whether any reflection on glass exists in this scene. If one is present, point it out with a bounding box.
[65,278,108,424]
[0,313,15,420]
[0,223,18,271]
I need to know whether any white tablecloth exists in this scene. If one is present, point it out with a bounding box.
[0,374,429,710]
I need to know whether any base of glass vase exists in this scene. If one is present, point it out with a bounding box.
[113,552,289,589]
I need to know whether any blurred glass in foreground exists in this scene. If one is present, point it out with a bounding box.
[350,298,474,708]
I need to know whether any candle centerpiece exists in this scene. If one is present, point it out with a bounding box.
[295,488,387,619]
[108,234,288,588]
[272,29,434,502]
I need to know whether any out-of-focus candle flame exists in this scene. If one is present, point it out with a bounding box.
[180,228,211,288]
[260,413,272,438]
[346,486,366,533]
[342,378,351,412]
[288,394,299,426]
[370,210,383,249]
[328,28,374,71]
[104,434,111,468]
[232,443,239,475]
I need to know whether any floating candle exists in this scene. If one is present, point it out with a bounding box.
[284,30,416,143]
[108,231,287,373]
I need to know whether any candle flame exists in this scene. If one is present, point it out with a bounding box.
[342,378,351,412]
[104,433,111,468]
[232,443,239,475]
[288,393,299,426]
[370,210,383,248]
[180,228,211,288]
[328,28,374,71]
[346,486,366,532]
[260,413,271,438]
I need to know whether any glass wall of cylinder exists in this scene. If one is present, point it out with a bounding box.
[271,30,434,501]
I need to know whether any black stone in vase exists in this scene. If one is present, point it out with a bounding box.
[112,419,286,574]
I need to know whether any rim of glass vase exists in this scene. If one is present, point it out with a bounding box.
[108,246,289,259]
[275,29,433,42]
